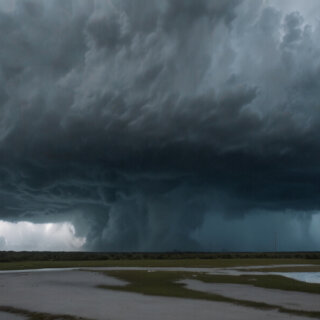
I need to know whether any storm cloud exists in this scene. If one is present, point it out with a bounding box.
[0,0,320,251]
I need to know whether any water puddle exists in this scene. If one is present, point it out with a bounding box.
[0,268,78,274]
[0,267,319,284]
[274,272,320,284]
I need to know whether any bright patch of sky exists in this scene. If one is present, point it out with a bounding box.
[0,221,86,251]
[264,0,320,26]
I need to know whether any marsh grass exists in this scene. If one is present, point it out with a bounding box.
[99,270,320,319]
[1,258,319,270]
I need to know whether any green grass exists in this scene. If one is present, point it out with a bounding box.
[0,306,93,320]
[98,270,320,319]
[0,258,319,270]
[99,270,274,304]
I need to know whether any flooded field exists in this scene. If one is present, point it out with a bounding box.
[0,265,319,320]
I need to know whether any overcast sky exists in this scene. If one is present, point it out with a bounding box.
[0,0,320,251]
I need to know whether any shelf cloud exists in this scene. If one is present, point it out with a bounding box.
[0,0,320,251]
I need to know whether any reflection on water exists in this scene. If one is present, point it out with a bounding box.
[275,272,320,284]
[0,267,319,284]
[0,268,78,274]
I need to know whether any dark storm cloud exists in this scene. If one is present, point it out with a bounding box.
[0,0,320,250]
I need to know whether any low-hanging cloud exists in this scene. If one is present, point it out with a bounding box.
[0,0,320,251]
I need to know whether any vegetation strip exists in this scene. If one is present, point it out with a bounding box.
[1,258,320,271]
[99,270,320,319]
[0,306,93,320]
[1,251,319,263]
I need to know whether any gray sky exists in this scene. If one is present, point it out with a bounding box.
[0,0,320,251]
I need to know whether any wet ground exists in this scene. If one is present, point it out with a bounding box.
[0,267,318,320]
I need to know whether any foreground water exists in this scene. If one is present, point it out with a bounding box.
[0,268,78,274]
[1,270,313,320]
[276,272,320,284]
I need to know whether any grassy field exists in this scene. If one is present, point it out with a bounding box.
[98,270,320,319]
[0,251,319,270]
[1,258,320,270]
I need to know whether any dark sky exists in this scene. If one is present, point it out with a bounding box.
[0,0,320,251]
